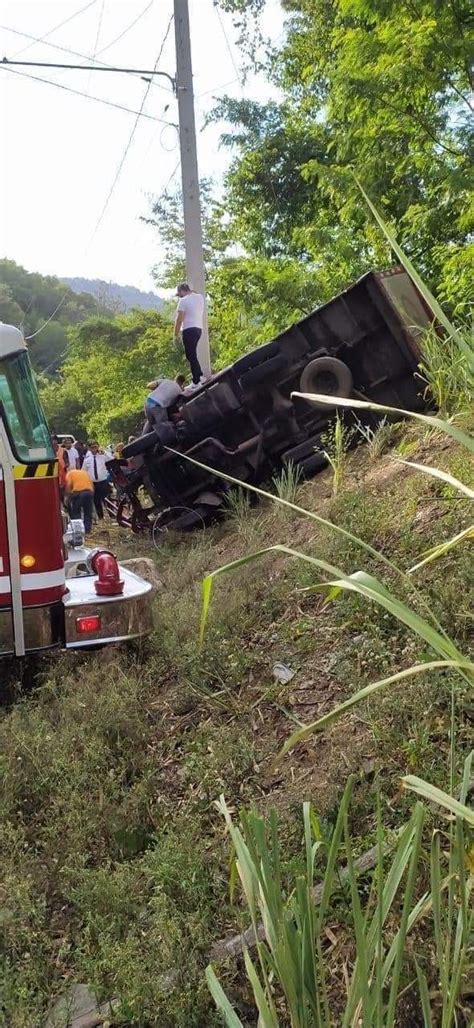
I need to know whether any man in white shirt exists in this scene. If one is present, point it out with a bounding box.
[174,282,205,387]
[143,375,185,434]
[82,441,112,521]
[63,437,80,471]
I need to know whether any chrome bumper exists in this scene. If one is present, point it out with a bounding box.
[0,603,63,655]
[0,552,155,655]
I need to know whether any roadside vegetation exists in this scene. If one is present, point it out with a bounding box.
[1,394,472,1024]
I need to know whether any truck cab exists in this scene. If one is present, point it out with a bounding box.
[0,323,154,658]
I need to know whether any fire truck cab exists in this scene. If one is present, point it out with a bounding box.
[0,323,154,658]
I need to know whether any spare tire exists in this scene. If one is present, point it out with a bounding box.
[123,431,159,458]
[299,356,353,410]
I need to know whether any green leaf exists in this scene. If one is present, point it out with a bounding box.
[291,392,474,453]
[205,965,244,1028]
[244,950,279,1027]
[408,525,474,574]
[352,175,474,374]
[396,459,474,500]
[278,661,473,758]
[401,776,474,826]
[415,959,434,1027]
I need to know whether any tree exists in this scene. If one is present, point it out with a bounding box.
[213,0,473,312]
[41,309,184,443]
[0,260,106,374]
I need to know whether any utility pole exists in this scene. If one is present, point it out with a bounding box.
[173,0,210,377]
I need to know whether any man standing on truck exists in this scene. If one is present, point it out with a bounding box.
[174,283,205,389]
[82,441,112,521]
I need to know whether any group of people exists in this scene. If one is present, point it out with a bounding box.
[53,436,113,535]
[50,284,208,535]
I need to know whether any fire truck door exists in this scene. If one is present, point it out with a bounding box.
[0,422,25,656]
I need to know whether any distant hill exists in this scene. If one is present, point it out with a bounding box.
[0,259,104,374]
[62,277,164,313]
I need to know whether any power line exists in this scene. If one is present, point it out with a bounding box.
[25,294,69,339]
[213,3,242,88]
[0,24,172,92]
[88,13,175,246]
[97,0,155,56]
[1,65,175,124]
[86,0,106,94]
[10,0,97,59]
[195,77,240,99]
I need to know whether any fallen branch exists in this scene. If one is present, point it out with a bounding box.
[209,835,395,962]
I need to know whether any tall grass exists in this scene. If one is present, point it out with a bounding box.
[418,324,473,415]
[271,460,303,503]
[197,402,472,1024]
[207,758,473,1026]
[321,415,354,494]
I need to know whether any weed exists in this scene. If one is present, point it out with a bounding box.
[356,416,401,460]
[271,460,303,503]
[321,415,354,495]
[207,767,473,1026]
[418,323,473,415]
[223,486,252,525]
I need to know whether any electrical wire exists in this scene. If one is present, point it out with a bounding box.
[213,3,242,87]
[25,294,69,339]
[86,0,106,94]
[10,0,97,59]
[0,24,172,92]
[96,0,155,56]
[1,65,175,124]
[88,13,175,245]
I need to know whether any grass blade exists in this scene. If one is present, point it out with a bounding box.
[396,459,474,499]
[205,965,245,1027]
[415,959,434,1027]
[385,803,425,1023]
[243,950,279,1028]
[292,392,474,453]
[401,776,474,826]
[408,525,474,574]
[352,174,474,375]
[278,660,473,757]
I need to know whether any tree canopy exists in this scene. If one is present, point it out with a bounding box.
[33,0,474,441]
[0,259,107,374]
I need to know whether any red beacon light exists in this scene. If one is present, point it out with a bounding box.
[87,548,124,596]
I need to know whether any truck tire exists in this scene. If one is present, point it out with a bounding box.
[299,356,353,409]
[122,432,159,458]
[298,452,328,477]
[233,339,280,376]
[239,354,287,390]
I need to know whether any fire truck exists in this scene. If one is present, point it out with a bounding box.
[0,323,154,659]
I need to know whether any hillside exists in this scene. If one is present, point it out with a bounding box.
[1,418,472,1025]
[62,277,164,313]
[0,259,106,375]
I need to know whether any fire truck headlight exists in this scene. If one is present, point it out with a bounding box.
[21,555,37,568]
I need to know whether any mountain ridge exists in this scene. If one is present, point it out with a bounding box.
[61,276,164,313]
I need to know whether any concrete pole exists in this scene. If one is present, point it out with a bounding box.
[173,0,210,377]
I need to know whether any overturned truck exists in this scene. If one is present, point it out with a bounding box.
[109,267,433,535]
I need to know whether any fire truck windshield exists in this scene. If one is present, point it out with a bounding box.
[0,350,54,463]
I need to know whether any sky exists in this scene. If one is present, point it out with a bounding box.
[0,0,284,291]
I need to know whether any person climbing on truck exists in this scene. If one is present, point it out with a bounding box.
[144,375,184,432]
[174,283,205,388]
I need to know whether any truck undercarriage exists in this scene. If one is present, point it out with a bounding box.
[108,268,432,537]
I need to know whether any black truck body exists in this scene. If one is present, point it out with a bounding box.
[111,267,432,533]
